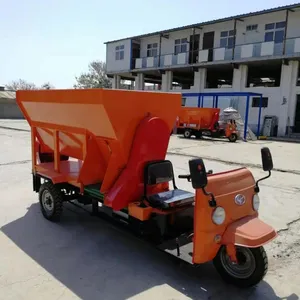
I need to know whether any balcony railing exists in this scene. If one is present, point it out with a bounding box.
[132,36,300,70]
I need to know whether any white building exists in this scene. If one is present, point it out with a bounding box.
[104,3,300,137]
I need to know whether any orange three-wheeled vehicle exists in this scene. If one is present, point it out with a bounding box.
[17,89,277,288]
[176,107,238,142]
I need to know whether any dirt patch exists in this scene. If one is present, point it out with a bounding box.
[266,218,300,272]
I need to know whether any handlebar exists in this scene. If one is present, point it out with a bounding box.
[179,170,213,179]
[179,170,214,182]
[178,174,191,181]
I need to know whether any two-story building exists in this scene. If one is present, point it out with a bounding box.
[104,3,300,137]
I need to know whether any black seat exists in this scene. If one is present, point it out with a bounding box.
[144,160,194,209]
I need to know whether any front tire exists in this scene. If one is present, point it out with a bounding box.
[213,246,268,288]
[183,129,192,138]
[228,133,237,143]
[39,182,63,222]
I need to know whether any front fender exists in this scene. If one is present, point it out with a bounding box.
[222,215,277,248]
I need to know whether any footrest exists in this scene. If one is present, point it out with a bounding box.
[84,183,104,200]
[157,232,193,264]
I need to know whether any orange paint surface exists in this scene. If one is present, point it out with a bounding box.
[192,167,277,264]
[17,89,182,194]
[176,107,220,130]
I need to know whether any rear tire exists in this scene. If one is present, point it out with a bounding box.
[39,182,63,222]
[213,246,268,288]
[228,133,237,143]
[195,132,202,139]
[183,129,192,139]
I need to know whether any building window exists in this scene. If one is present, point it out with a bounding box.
[252,97,268,108]
[115,45,124,60]
[220,30,235,49]
[264,21,286,44]
[246,24,258,31]
[147,43,158,57]
[174,38,188,55]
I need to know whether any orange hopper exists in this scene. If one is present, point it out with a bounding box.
[176,107,220,130]
[17,89,182,210]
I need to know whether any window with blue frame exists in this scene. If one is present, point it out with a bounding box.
[264,21,286,44]
[115,45,125,60]
[220,30,235,49]
[174,38,188,55]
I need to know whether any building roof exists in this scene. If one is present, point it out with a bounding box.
[0,90,16,100]
[104,3,300,44]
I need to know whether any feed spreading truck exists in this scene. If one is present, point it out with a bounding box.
[17,88,276,287]
[176,107,238,142]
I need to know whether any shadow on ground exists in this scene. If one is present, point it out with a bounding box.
[1,202,297,300]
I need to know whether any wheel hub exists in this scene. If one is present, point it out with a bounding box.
[220,246,256,279]
[42,190,54,212]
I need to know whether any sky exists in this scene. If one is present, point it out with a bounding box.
[0,0,297,88]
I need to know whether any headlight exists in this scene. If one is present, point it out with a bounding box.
[212,207,226,225]
[252,194,260,211]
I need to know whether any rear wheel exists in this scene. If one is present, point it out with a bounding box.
[228,133,237,143]
[39,182,63,222]
[183,129,192,138]
[213,246,268,288]
[195,132,202,139]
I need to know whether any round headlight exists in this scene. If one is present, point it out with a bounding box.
[253,194,260,211]
[212,207,226,225]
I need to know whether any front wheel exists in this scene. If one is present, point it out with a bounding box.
[213,246,268,288]
[228,133,237,143]
[183,129,192,138]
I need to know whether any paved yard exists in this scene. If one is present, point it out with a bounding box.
[169,134,300,174]
[0,121,300,299]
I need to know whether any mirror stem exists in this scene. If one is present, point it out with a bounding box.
[202,188,217,207]
[255,171,271,193]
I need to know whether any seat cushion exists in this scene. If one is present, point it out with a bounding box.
[148,189,194,209]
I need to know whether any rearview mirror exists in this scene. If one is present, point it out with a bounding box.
[261,147,273,172]
[189,158,208,189]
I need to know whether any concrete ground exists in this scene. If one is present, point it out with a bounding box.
[0,120,300,300]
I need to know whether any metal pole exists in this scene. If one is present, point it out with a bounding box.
[244,95,250,140]
[213,96,215,108]
[216,96,219,108]
[232,19,237,60]
[158,34,162,67]
[282,10,289,55]
[191,28,195,64]
[257,94,263,137]
[201,95,204,108]
[198,95,201,107]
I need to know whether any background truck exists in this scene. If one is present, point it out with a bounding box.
[176,107,238,142]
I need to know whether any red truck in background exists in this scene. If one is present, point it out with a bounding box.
[176,107,238,142]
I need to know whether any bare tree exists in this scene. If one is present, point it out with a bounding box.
[74,60,112,89]
[41,82,54,89]
[5,79,55,91]
[5,79,37,91]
